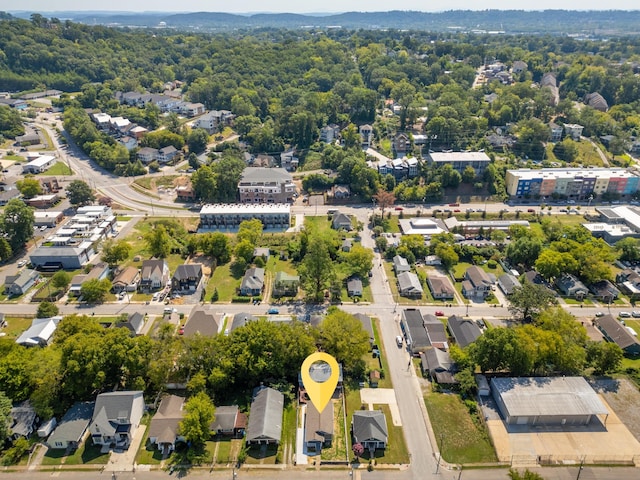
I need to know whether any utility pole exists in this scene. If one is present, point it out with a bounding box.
[576,457,584,480]
[435,433,444,474]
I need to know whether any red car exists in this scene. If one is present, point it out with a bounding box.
[448,203,460,207]
[178,325,185,335]
[527,208,535,213]
[454,209,461,212]
[394,206,403,211]
[435,310,445,317]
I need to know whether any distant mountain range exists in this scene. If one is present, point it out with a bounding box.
[6,9,640,35]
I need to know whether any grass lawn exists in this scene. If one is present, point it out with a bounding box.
[134,175,181,191]
[564,297,593,305]
[382,262,423,305]
[64,441,110,465]
[211,438,237,464]
[136,418,163,465]
[424,392,497,465]
[4,154,23,161]
[206,262,240,302]
[245,445,278,464]
[305,215,335,237]
[40,162,72,175]
[0,316,34,339]
[367,404,409,464]
[365,318,392,389]
[278,402,297,465]
[320,398,348,461]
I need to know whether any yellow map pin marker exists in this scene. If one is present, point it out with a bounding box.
[301,352,339,414]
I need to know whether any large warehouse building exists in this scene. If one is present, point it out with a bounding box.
[491,377,608,426]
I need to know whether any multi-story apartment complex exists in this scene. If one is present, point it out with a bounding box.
[199,203,291,231]
[238,168,296,204]
[427,152,491,175]
[505,168,640,199]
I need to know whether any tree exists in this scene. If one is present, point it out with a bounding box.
[37,301,59,318]
[320,310,370,375]
[145,225,171,258]
[469,327,535,375]
[0,238,12,263]
[191,165,217,203]
[16,177,42,199]
[508,468,545,480]
[0,199,34,251]
[0,391,12,441]
[234,240,255,264]
[616,237,640,262]
[508,282,558,321]
[101,239,132,266]
[210,156,246,202]
[534,250,578,280]
[187,128,209,154]
[237,219,263,245]
[461,165,476,184]
[200,232,231,264]
[586,341,623,375]
[505,237,543,269]
[51,270,71,291]
[66,180,95,207]
[299,237,335,302]
[342,245,374,279]
[434,243,459,270]
[80,278,112,303]
[373,189,396,216]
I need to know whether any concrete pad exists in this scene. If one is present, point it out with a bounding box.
[106,424,146,472]
[360,388,402,426]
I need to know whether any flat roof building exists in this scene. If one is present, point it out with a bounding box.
[428,151,491,175]
[199,203,290,232]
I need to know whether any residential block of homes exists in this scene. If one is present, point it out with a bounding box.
[199,203,291,232]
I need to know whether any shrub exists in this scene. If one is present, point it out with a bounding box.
[487,259,497,269]
[232,296,252,303]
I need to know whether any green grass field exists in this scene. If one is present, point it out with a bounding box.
[41,162,72,175]
[424,393,497,465]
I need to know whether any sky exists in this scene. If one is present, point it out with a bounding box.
[3,1,639,14]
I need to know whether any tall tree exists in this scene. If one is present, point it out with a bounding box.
[101,239,132,266]
[508,282,558,322]
[372,189,396,216]
[0,391,13,441]
[237,219,263,245]
[319,310,370,375]
[80,278,112,303]
[66,180,95,207]
[0,199,34,251]
[299,237,335,302]
[179,392,215,447]
[145,225,171,258]
[342,245,374,279]
[16,177,42,199]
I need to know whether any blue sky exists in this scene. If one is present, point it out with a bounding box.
[3,1,639,14]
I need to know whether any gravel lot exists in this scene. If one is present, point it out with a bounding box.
[591,377,640,442]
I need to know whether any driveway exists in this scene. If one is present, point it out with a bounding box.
[360,388,402,426]
[106,424,146,472]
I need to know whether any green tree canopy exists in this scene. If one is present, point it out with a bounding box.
[508,281,559,322]
[179,391,215,447]
[101,239,132,266]
[66,180,95,207]
[319,309,370,375]
[299,237,335,302]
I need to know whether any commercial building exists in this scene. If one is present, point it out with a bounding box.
[505,168,640,200]
[22,155,56,174]
[199,203,290,232]
[491,377,608,426]
[583,206,640,244]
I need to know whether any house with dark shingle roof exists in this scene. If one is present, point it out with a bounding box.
[240,267,265,296]
[427,275,455,300]
[397,272,423,298]
[47,402,94,450]
[401,309,430,354]
[210,405,247,437]
[589,280,619,304]
[305,401,333,452]
[172,264,203,292]
[595,314,640,355]
[462,266,492,298]
[498,273,521,296]
[347,277,363,297]
[88,391,144,449]
[4,269,39,296]
[447,315,482,348]
[139,259,170,292]
[420,348,456,384]
[147,395,185,455]
[352,410,387,451]
[183,308,220,337]
[353,313,374,347]
[8,401,39,440]
[331,212,353,231]
[230,312,257,332]
[392,255,410,273]
[556,273,588,299]
[246,387,284,445]
[116,312,145,336]
[423,314,448,350]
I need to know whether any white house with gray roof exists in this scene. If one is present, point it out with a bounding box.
[47,402,95,450]
[246,387,284,445]
[89,391,144,449]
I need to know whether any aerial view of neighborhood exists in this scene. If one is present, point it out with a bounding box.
[3,8,640,480]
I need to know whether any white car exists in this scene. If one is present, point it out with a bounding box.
[17,260,26,268]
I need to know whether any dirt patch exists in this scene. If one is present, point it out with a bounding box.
[591,377,640,442]
[188,253,214,277]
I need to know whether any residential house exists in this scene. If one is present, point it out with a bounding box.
[589,280,620,304]
[253,247,270,262]
[331,185,351,199]
[230,312,257,332]
[111,266,141,293]
[240,267,265,296]
[564,124,584,141]
[157,146,179,164]
[393,255,411,274]
[172,264,203,292]
[352,410,387,451]
[585,92,608,112]
[69,263,110,297]
[273,271,300,297]
[462,266,492,299]
[246,387,284,445]
[424,255,442,266]
[341,238,353,252]
[175,184,195,201]
[280,149,299,171]
[0,189,21,206]
[118,136,138,151]
[393,132,409,155]
[194,110,233,134]
[147,395,185,455]
[420,348,456,384]
[89,391,145,449]
[353,313,375,347]
[319,124,340,143]
[117,312,145,336]
[359,124,373,147]
[347,277,363,297]
[47,402,95,450]
[4,269,39,296]
[556,273,588,300]
[497,273,521,296]
[305,401,333,453]
[549,122,564,142]
[426,275,455,300]
[180,102,205,117]
[617,269,640,295]
[512,60,528,74]
[331,212,352,231]
[16,316,61,347]
[238,167,296,204]
[139,259,170,292]
[401,309,430,354]
[447,315,482,348]
[211,405,247,437]
[183,308,220,337]
[397,272,423,298]
[136,147,158,164]
[423,314,449,350]
[595,314,640,355]
[8,401,39,441]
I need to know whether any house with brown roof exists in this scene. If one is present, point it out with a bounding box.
[594,314,640,355]
[183,308,221,337]
[305,401,333,453]
[462,266,492,299]
[426,275,455,300]
[147,395,185,455]
[111,266,140,293]
[210,405,247,437]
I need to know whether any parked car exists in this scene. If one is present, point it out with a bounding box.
[435,310,445,317]
[396,336,403,347]
[17,260,26,268]
[267,308,280,314]
[448,202,460,207]
[619,311,632,318]
[394,206,403,211]
[632,311,640,318]
[476,319,486,328]
[178,325,185,335]
[595,312,605,317]
[527,208,535,213]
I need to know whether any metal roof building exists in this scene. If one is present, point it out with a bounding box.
[491,377,608,426]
